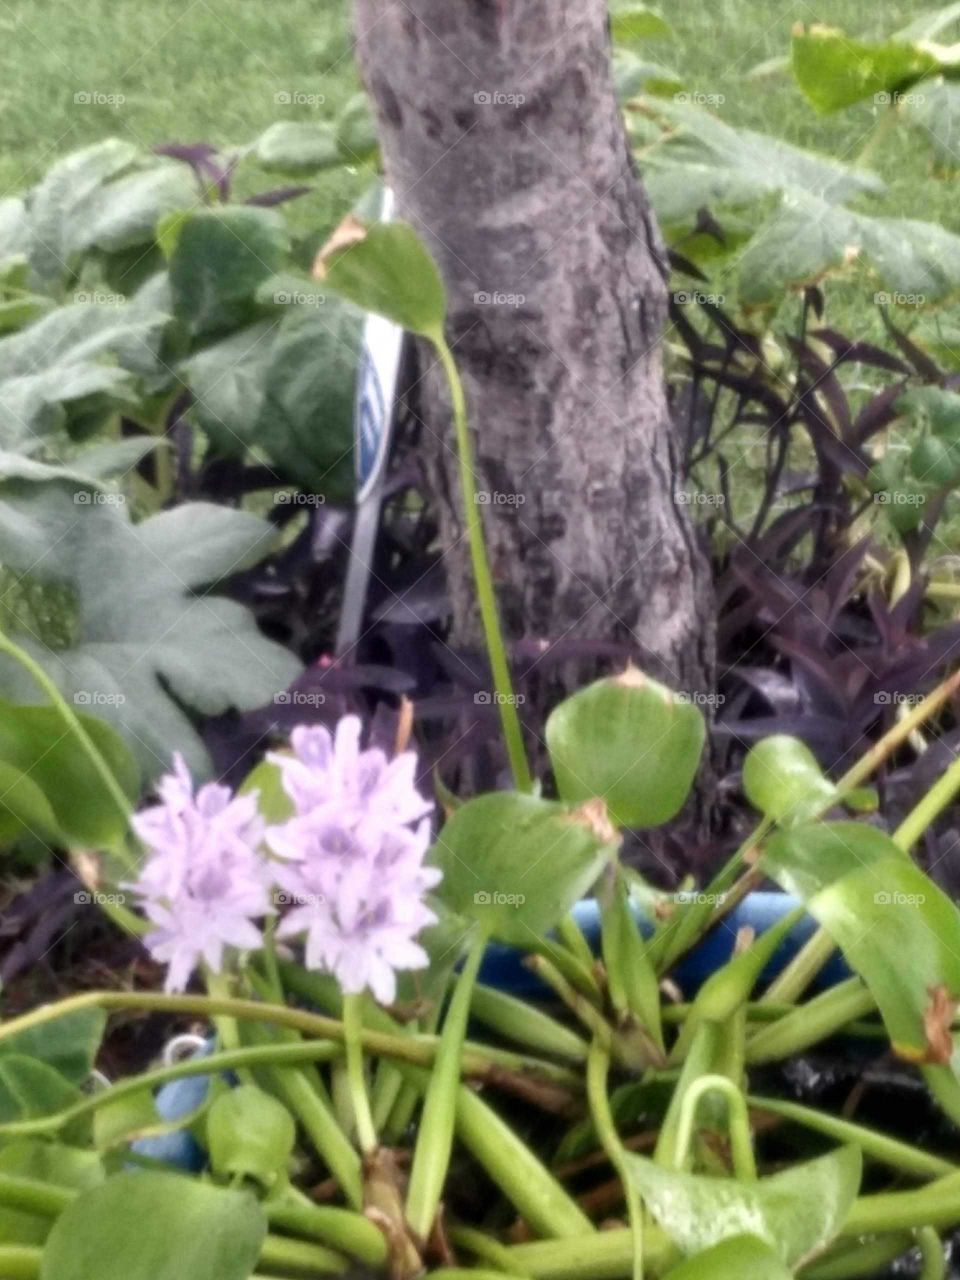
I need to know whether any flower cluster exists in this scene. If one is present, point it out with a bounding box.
[267,718,439,1004]
[128,756,271,993]
[129,718,439,1003]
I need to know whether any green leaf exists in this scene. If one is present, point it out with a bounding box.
[640,100,883,227]
[0,1142,103,1245]
[546,668,705,828]
[0,703,138,849]
[317,218,446,339]
[185,298,362,496]
[0,1056,80,1124]
[92,1088,161,1150]
[207,1085,296,1187]
[791,25,945,113]
[807,857,960,1062]
[742,735,837,824]
[0,1008,105,1085]
[0,300,167,449]
[27,140,138,289]
[610,3,672,42]
[40,1172,267,1280]
[662,1235,792,1280]
[335,92,380,164]
[254,121,342,174]
[899,385,960,441]
[903,78,960,169]
[762,821,906,902]
[911,434,960,484]
[69,162,196,256]
[433,792,618,945]
[0,483,300,779]
[625,1146,862,1265]
[166,207,289,337]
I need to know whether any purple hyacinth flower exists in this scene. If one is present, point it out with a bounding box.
[129,755,272,992]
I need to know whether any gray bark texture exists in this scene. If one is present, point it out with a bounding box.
[353,0,714,696]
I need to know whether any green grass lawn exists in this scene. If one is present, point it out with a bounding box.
[0,0,362,232]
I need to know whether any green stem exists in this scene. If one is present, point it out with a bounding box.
[800,1234,915,1280]
[0,1247,41,1279]
[587,1038,644,1280]
[268,1192,387,1267]
[256,1234,346,1276]
[759,926,836,1005]
[894,751,960,851]
[448,1225,533,1275]
[747,1095,955,1181]
[0,627,133,864]
[0,1040,341,1140]
[471,984,588,1063]
[746,979,876,1064]
[434,337,532,793]
[406,920,490,1241]
[0,989,575,1090]
[918,1226,947,1280]
[844,1170,960,1235]
[342,994,377,1155]
[674,1074,756,1180]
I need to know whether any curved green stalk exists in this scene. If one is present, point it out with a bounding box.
[674,1074,756,1180]
[434,337,532,793]
[406,920,490,1241]
[587,1037,644,1280]
[917,1226,947,1280]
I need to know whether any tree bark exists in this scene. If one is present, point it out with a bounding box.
[353,0,713,695]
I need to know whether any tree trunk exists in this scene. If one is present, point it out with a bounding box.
[353,0,713,696]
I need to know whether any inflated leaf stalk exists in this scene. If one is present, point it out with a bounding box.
[546,666,705,828]
[315,217,532,792]
[742,734,837,825]
[206,1084,295,1188]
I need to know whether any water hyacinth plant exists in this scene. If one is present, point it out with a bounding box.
[6,221,960,1280]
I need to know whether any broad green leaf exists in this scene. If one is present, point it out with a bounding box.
[165,206,289,337]
[40,1172,267,1280]
[613,49,684,101]
[0,483,300,778]
[663,1235,792,1280]
[0,1056,80,1124]
[254,121,342,174]
[639,100,883,226]
[610,4,672,42]
[625,1146,862,1264]
[316,218,446,340]
[546,668,705,828]
[0,300,167,448]
[207,1085,295,1187]
[899,385,960,440]
[791,25,945,113]
[433,792,618,945]
[186,298,362,496]
[743,735,837,824]
[0,761,61,845]
[0,1008,105,1085]
[738,193,960,306]
[335,92,380,164]
[0,703,138,849]
[808,857,960,1062]
[903,78,960,169]
[0,1141,103,1245]
[27,140,138,289]
[69,162,196,256]
[92,1088,160,1150]
[762,821,905,901]
[911,433,960,484]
